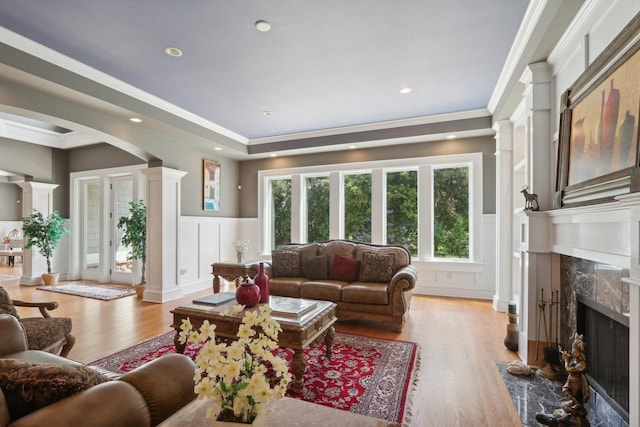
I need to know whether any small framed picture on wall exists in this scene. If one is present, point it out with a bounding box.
[203,159,221,211]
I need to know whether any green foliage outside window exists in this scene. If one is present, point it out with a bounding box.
[344,173,371,242]
[271,179,291,249]
[386,170,418,255]
[306,176,329,243]
[433,167,469,258]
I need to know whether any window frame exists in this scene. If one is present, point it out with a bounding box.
[258,153,482,262]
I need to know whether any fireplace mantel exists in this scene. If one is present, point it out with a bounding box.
[515,194,640,425]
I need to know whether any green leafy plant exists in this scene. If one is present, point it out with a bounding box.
[117,200,147,285]
[22,210,70,274]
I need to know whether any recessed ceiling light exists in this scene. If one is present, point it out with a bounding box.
[129,117,142,123]
[349,145,357,149]
[255,20,271,32]
[270,153,277,158]
[262,111,274,116]
[400,87,412,94]
[447,134,457,139]
[164,46,183,57]
[214,147,222,151]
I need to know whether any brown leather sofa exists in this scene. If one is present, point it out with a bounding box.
[0,314,196,427]
[250,240,417,331]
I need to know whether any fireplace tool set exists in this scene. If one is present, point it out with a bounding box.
[536,288,564,380]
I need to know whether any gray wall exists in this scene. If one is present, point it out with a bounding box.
[0,182,22,220]
[68,143,145,172]
[0,137,70,216]
[238,135,497,217]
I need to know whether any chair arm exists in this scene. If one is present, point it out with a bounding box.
[9,381,151,427]
[0,314,27,356]
[119,353,196,426]
[11,300,58,318]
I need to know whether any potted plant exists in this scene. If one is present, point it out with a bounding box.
[22,210,70,285]
[179,304,291,425]
[117,200,147,298]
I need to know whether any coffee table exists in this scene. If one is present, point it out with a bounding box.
[170,296,337,393]
[159,396,400,427]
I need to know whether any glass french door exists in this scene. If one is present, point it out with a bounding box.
[79,176,135,283]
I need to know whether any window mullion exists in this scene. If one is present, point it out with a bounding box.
[418,165,433,259]
[371,169,384,244]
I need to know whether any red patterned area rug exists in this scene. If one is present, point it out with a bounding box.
[90,331,420,425]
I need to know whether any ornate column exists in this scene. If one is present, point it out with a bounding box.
[493,120,513,313]
[141,167,187,303]
[16,182,59,285]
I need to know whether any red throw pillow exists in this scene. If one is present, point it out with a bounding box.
[329,254,361,282]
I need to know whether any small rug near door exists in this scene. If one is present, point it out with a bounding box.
[90,331,420,425]
[37,282,136,300]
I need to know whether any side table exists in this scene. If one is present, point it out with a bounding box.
[211,262,249,293]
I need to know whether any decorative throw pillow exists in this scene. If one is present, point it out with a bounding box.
[301,254,328,280]
[0,286,19,318]
[329,254,361,282]
[271,250,301,277]
[0,359,110,421]
[359,251,396,283]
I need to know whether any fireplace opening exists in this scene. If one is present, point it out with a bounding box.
[577,295,629,419]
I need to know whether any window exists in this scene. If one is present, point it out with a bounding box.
[344,173,371,242]
[270,178,291,249]
[386,170,418,256]
[258,153,481,262]
[433,166,469,259]
[305,176,329,243]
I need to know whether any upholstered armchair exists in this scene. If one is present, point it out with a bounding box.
[0,287,75,358]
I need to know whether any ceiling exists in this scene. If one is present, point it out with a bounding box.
[0,1,582,160]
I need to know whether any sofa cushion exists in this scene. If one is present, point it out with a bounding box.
[269,278,304,298]
[300,280,345,302]
[301,254,328,280]
[271,250,301,277]
[329,254,361,282]
[342,282,389,305]
[0,359,110,421]
[0,286,19,318]
[359,251,396,283]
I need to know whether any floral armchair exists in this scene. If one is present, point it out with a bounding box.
[0,287,75,357]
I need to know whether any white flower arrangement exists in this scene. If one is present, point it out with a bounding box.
[235,239,249,254]
[179,304,292,424]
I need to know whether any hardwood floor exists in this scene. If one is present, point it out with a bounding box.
[0,265,523,426]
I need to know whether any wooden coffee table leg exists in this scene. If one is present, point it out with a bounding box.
[324,326,335,359]
[174,330,186,354]
[213,274,221,293]
[291,348,305,393]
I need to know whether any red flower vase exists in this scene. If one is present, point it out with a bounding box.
[254,262,270,303]
[235,278,260,308]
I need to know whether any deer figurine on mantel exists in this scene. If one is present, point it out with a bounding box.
[521,185,540,211]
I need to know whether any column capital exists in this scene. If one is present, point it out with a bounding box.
[520,61,551,86]
[494,120,514,152]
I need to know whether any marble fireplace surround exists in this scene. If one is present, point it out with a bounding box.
[520,193,640,426]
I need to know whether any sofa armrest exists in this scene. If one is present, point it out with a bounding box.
[248,261,272,279]
[0,314,27,356]
[9,381,151,427]
[388,264,417,293]
[119,353,197,426]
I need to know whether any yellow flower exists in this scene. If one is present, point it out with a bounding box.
[180,305,291,423]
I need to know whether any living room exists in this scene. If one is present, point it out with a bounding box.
[0,1,638,426]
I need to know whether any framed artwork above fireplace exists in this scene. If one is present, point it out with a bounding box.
[555,12,640,208]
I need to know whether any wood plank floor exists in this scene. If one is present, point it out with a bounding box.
[0,266,523,426]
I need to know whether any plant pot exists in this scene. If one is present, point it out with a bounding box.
[134,283,146,299]
[41,273,60,285]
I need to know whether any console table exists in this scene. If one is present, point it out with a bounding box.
[210,262,249,293]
